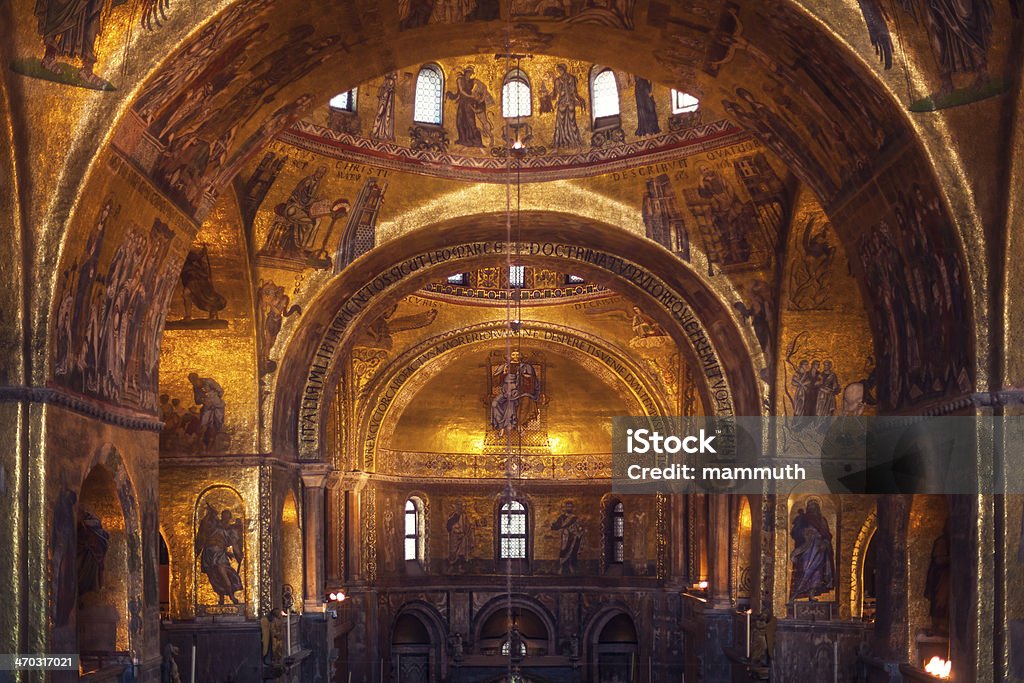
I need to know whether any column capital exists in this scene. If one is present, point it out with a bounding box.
[300,463,331,489]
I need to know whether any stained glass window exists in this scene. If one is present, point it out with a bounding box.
[503,70,532,118]
[611,501,625,563]
[591,68,620,119]
[414,65,444,124]
[500,500,527,559]
[405,498,423,561]
[447,273,469,285]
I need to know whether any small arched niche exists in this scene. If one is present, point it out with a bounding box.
[281,490,303,610]
[159,532,170,620]
[77,464,130,671]
[786,491,839,612]
[194,486,247,615]
[478,605,551,657]
[391,609,442,683]
[733,495,754,606]
[594,612,638,682]
[908,495,950,668]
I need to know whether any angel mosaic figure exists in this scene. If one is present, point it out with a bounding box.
[195,505,244,605]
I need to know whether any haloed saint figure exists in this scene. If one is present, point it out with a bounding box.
[789,499,836,601]
[490,352,543,435]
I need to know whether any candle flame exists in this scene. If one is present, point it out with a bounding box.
[924,656,951,678]
[697,580,708,589]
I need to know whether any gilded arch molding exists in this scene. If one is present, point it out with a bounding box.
[355,320,674,473]
[273,219,763,460]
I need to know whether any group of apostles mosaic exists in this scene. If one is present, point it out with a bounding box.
[354,60,663,153]
[54,199,178,411]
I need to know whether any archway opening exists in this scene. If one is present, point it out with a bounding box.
[273,214,764,461]
[479,606,550,657]
[391,611,439,683]
[595,612,639,682]
[862,529,878,621]
[281,491,302,610]
[909,495,950,669]
[158,532,170,620]
[734,495,754,608]
[77,465,130,673]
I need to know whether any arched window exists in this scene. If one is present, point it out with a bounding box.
[405,497,425,562]
[501,638,527,657]
[502,69,532,118]
[329,88,357,112]
[590,67,620,128]
[499,500,528,559]
[670,89,700,114]
[609,501,625,563]
[414,64,444,125]
[447,273,469,286]
[509,265,525,288]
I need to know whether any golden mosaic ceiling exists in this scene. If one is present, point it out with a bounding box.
[0,0,1012,465]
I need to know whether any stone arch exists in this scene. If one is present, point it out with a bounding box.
[389,600,449,679]
[582,603,642,679]
[491,492,537,571]
[356,319,673,472]
[472,593,558,656]
[599,493,626,571]
[273,213,763,460]
[399,491,430,569]
[49,444,144,667]
[907,495,950,662]
[782,487,839,612]
[732,494,755,604]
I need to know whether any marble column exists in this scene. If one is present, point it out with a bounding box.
[708,493,731,609]
[301,467,329,611]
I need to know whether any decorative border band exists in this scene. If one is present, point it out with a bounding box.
[279,120,748,183]
[0,385,164,431]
